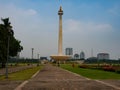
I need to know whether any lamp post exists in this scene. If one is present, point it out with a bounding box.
[6,27,13,79]
[5,35,9,78]
[31,48,34,64]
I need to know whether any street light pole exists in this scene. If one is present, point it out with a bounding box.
[5,35,10,78]
[31,48,34,64]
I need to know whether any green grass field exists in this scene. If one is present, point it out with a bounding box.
[61,64,120,79]
[0,66,42,80]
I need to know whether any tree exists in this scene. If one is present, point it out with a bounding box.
[0,22,9,68]
[0,18,23,68]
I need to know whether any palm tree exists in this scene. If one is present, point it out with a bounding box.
[0,18,23,69]
[1,18,14,36]
[1,18,13,68]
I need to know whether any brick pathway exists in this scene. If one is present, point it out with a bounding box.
[21,64,120,90]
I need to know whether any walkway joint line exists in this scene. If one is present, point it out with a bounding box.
[14,80,28,90]
[95,80,120,90]
[14,68,40,90]
[61,68,91,80]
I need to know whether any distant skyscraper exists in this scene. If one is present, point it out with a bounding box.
[80,51,85,60]
[65,48,73,55]
[97,53,109,60]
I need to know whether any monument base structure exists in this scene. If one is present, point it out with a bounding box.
[50,55,70,61]
[50,6,70,62]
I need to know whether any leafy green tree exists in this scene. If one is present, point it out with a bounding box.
[0,24,6,67]
[0,18,23,68]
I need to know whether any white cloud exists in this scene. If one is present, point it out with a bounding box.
[0,4,37,18]
[63,19,112,34]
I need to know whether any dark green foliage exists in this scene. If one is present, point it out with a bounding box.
[0,18,23,68]
[116,70,120,74]
[0,24,7,68]
[9,38,23,57]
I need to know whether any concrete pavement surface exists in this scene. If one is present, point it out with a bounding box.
[20,64,120,90]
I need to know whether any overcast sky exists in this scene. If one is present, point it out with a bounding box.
[0,0,120,59]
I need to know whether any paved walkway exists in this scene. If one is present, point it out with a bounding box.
[19,64,120,90]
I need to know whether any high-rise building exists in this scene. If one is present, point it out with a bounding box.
[65,48,73,55]
[80,51,85,60]
[97,53,109,60]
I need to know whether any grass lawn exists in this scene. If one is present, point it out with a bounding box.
[0,66,42,80]
[61,64,120,79]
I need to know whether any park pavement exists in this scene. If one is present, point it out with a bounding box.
[19,64,120,90]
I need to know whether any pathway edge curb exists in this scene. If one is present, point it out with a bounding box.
[60,67,90,80]
[14,67,40,90]
[60,67,120,90]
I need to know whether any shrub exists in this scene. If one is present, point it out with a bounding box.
[115,67,120,74]
[103,66,115,72]
[78,65,88,68]
[116,70,120,74]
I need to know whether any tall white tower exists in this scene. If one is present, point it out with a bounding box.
[58,6,63,56]
[50,6,70,61]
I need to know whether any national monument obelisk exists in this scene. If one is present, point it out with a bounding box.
[50,6,70,61]
[58,6,63,56]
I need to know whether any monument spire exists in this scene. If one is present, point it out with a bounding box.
[58,6,63,56]
[50,5,70,61]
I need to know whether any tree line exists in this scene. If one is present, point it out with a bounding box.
[0,18,23,68]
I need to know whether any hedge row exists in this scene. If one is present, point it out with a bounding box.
[78,64,120,74]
